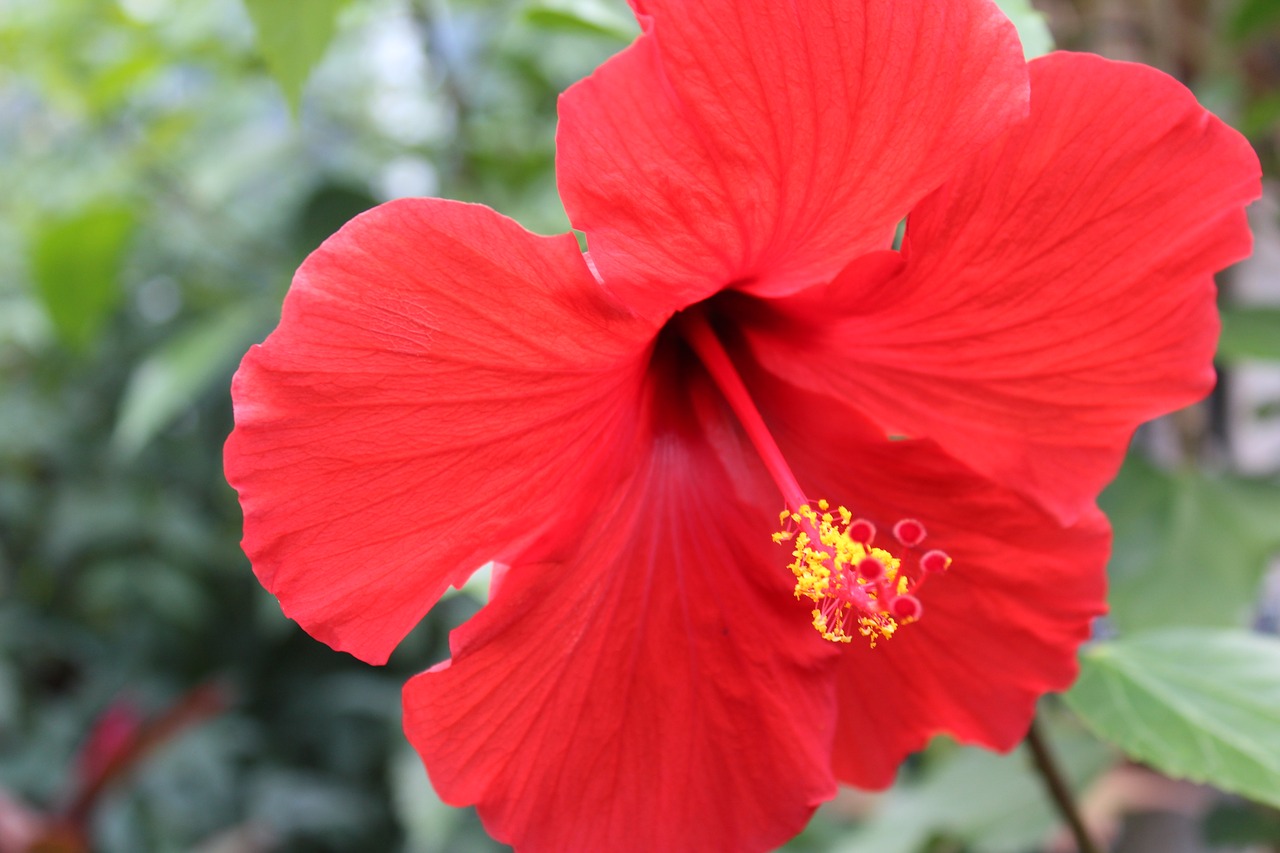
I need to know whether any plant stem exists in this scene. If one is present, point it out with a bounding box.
[1026,717,1104,853]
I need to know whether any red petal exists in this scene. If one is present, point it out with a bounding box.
[557,0,1028,320]
[746,364,1111,789]
[225,199,653,664]
[403,379,839,853]
[754,52,1261,523]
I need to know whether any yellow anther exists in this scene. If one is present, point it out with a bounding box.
[775,500,912,647]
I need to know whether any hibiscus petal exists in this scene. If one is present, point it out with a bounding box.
[745,363,1111,788]
[225,199,653,665]
[830,501,1107,789]
[753,52,1261,523]
[403,375,839,853]
[556,0,1029,320]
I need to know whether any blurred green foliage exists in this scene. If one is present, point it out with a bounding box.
[1219,306,1280,362]
[0,0,620,848]
[1101,458,1280,633]
[1,0,1279,851]
[243,0,355,114]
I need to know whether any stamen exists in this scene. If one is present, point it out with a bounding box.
[778,503,945,645]
[675,308,952,647]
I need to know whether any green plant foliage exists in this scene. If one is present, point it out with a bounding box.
[0,0,610,848]
[994,0,1055,58]
[29,204,136,352]
[1230,0,1280,41]
[1066,630,1280,809]
[1101,457,1280,632]
[112,301,271,458]
[1204,800,1280,847]
[242,0,352,113]
[832,726,1109,853]
[1218,306,1280,362]
[525,0,638,41]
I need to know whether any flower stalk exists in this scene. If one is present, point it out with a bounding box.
[1026,716,1103,853]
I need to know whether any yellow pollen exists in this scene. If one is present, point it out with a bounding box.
[777,502,918,645]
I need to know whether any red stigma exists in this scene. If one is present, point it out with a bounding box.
[893,518,926,547]
[848,518,875,545]
[890,595,922,622]
[921,549,951,574]
[857,556,886,581]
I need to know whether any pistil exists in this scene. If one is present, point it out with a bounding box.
[676,308,950,645]
[674,309,808,512]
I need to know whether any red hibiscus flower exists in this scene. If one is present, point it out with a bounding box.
[224,0,1260,850]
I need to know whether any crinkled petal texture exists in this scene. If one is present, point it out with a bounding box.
[225,199,654,665]
[404,370,840,853]
[557,0,1029,320]
[749,52,1261,524]
[740,358,1111,788]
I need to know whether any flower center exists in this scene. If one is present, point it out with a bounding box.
[676,306,951,646]
[774,502,950,644]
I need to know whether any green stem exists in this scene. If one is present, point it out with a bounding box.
[1026,717,1104,853]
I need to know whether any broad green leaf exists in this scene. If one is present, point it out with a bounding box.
[1218,307,1280,362]
[1100,458,1280,632]
[29,203,135,352]
[1065,630,1280,808]
[525,0,637,41]
[995,0,1055,58]
[243,0,351,114]
[112,302,267,458]
[834,727,1109,853]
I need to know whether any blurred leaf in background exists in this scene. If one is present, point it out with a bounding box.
[1218,306,1280,362]
[996,0,1055,58]
[30,203,136,353]
[0,0,611,848]
[243,0,353,114]
[832,724,1111,853]
[1101,458,1280,633]
[112,301,270,459]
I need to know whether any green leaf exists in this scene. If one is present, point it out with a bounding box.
[1065,630,1280,808]
[1100,458,1280,632]
[524,0,637,41]
[112,302,267,458]
[995,0,1055,58]
[243,0,351,114]
[1218,307,1280,362]
[835,727,1110,853]
[29,203,135,352]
